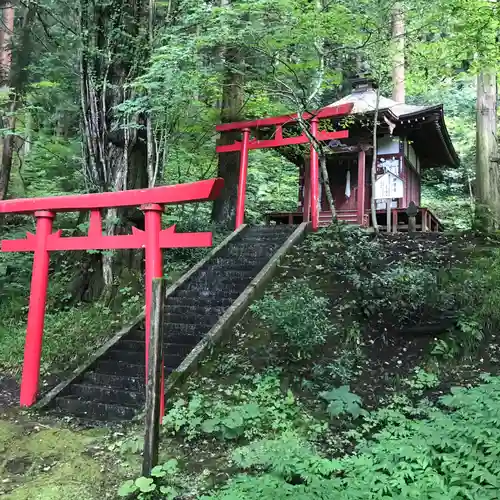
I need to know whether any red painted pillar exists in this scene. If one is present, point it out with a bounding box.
[357,150,366,226]
[20,210,55,407]
[303,156,311,222]
[235,128,251,229]
[142,203,165,417]
[310,119,319,231]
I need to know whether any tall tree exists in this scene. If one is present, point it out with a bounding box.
[79,0,150,294]
[391,1,405,102]
[0,2,35,200]
[211,0,245,225]
[475,0,498,228]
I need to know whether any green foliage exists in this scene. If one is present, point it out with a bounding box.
[250,280,334,359]
[356,264,445,327]
[319,386,363,419]
[202,376,500,500]
[404,367,440,394]
[163,373,323,442]
[118,459,181,499]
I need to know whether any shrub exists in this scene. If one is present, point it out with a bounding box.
[162,373,324,442]
[250,280,334,359]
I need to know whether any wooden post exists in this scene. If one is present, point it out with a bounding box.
[143,277,165,477]
[386,199,392,233]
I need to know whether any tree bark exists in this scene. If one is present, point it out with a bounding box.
[0,2,34,201]
[320,154,335,216]
[211,0,245,226]
[79,0,149,298]
[476,70,498,229]
[391,2,405,103]
[370,88,380,232]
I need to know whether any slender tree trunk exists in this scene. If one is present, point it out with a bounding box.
[320,154,335,216]
[370,89,380,232]
[476,70,498,228]
[391,2,405,103]
[0,2,35,201]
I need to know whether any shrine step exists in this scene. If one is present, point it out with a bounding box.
[49,224,297,424]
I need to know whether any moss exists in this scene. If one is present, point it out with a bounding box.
[0,421,121,500]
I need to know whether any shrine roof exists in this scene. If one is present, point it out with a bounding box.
[326,88,434,117]
[325,85,459,169]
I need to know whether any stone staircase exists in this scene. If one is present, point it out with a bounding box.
[51,225,297,423]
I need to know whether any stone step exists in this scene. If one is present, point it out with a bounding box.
[115,340,195,357]
[93,359,145,376]
[164,305,226,317]
[105,349,184,368]
[166,296,234,307]
[55,397,137,422]
[174,289,241,300]
[165,312,221,325]
[69,383,145,407]
[81,372,144,392]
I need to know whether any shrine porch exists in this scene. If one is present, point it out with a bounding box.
[265,207,443,232]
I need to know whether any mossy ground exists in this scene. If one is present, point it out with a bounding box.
[0,413,143,499]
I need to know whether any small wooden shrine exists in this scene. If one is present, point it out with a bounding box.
[216,78,459,232]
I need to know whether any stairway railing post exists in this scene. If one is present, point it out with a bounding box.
[142,203,165,418]
[235,128,251,229]
[20,210,55,407]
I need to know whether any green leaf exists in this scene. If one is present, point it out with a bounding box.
[135,477,156,493]
[150,465,166,478]
[223,411,245,429]
[159,485,178,499]
[201,418,220,434]
[161,458,179,475]
[118,480,137,497]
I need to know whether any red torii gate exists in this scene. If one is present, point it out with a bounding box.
[0,179,224,408]
[216,103,353,231]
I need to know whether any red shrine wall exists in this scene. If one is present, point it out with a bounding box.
[298,138,423,214]
[320,156,371,212]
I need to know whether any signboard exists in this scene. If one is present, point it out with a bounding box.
[374,172,404,200]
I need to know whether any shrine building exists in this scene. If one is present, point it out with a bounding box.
[216,77,459,232]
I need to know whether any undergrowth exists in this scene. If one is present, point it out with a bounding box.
[201,375,500,500]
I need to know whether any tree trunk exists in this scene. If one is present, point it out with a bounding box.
[370,89,380,232]
[211,0,245,226]
[320,154,335,216]
[0,2,34,201]
[78,0,149,299]
[476,70,498,229]
[391,2,405,103]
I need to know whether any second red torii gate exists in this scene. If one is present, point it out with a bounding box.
[216,103,353,231]
[0,179,224,410]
